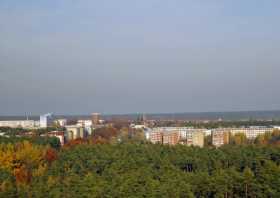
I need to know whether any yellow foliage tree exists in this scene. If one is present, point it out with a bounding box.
[0,141,49,185]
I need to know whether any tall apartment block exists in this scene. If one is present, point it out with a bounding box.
[183,129,205,147]
[40,113,53,128]
[211,129,230,147]
[162,131,180,145]
[91,113,101,126]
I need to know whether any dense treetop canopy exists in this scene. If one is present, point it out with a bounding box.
[1,140,280,197]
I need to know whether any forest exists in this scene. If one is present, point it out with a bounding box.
[1,134,280,197]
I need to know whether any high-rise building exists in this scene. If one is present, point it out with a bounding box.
[40,113,53,128]
[149,131,163,144]
[230,127,273,139]
[91,113,100,126]
[184,130,204,147]
[148,129,180,145]
[211,129,230,147]
[162,131,180,145]
[148,127,205,146]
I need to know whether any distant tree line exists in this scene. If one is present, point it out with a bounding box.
[185,120,280,129]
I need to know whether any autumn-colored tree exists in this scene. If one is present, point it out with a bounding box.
[93,127,119,140]
[255,132,273,145]
[230,133,247,145]
[63,138,88,148]
[0,141,52,185]
[89,136,109,145]
[44,148,58,164]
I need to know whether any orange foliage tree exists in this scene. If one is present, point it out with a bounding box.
[0,141,57,185]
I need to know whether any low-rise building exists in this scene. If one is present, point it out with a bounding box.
[130,124,146,129]
[54,119,67,127]
[45,131,65,146]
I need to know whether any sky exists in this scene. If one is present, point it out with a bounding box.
[0,0,280,115]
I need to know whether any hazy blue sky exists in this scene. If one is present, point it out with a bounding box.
[1,0,280,115]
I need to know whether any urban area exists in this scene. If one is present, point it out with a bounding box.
[1,113,280,197]
[1,113,280,147]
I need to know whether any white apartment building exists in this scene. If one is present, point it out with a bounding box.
[40,113,53,128]
[54,119,67,127]
[148,127,205,147]
[151,127,192,139]
[211,127,274,147]
[217,127,274,140]
[77,120,93,136]
[183,129,205,147]
[0,120,39,128]
[65,125,85,142]
[77,120,92,127]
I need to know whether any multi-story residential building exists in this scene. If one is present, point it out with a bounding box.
[150,127,206,146]
[230,127,273,139]
[148,127,205,146]
[149,131,163,144]
[204,130,212,136]
[91,113,101,126]
[211,127,274,146]
[151,127,192,139]
[54,119,67,127]
[0,120,39,128]
[162,131,180,145]
[183,130,204,147]
[180,128,207,147]
[211,129,230,147]
[40,113,53,128]
[148,127,274,147]
[77,120,93,136]
[77,120,92,127]
[65,125,85,142]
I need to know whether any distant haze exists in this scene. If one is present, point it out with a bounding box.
[1,1,280,115]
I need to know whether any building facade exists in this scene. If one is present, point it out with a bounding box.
[149,131,163,144]
[40,113,53,128]
[54,119,67,127]
[65,125,85,142]
[91,113,101,126]
[211,129,230,147]
[162,131,180,145]
[0,120,39,128]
